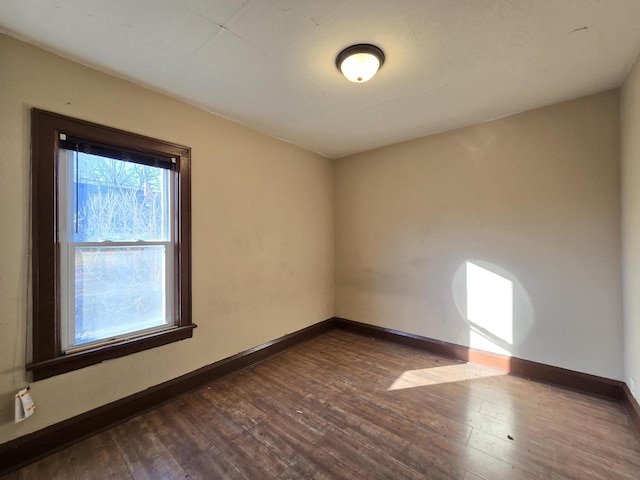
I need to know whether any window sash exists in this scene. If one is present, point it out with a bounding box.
[58,149,176,352]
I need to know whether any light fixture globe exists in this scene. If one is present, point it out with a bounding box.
[336,44,385,83]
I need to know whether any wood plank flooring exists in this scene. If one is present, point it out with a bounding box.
[3,329,640,479]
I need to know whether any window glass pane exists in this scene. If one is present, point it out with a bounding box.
[72,152,169,242]
[74,246,169,346]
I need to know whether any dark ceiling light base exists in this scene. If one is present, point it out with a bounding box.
[335,44,385,83]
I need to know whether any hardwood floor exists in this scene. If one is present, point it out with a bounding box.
[3,329,640,479]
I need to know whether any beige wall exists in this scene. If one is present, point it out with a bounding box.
[0,31,629,446]
[336,91,623,380]
[622,52,640,400]
[0,34,335,443]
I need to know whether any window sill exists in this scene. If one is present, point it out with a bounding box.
[27,324,197,381]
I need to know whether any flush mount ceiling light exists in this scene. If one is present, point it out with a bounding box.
[336,44,385,83]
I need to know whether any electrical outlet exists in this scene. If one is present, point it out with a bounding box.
[630,377,636,397]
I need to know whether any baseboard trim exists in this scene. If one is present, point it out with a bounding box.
[2,316,636,474]
[0,318,334,476]
[622,383,640,440]
[334,317,625,400]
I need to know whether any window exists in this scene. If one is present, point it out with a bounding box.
[29,109,194,380]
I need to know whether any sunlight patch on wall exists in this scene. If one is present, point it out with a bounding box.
[387,363,505,391]
[468,329,510,356]
[466,261,513,352]
[452,259,535,357]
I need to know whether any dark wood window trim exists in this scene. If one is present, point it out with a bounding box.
[28,109,194,381]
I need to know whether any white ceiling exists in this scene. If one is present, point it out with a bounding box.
[2,1,640,158]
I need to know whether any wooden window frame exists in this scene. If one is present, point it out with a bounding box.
[28,109,194,381]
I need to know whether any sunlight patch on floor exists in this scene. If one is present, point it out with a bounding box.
[387,363,505,391]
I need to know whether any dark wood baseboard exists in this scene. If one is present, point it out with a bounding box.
[622,383,640,440]
[2,316,637,475]
[334,317,625,400]
[0,318,334,476]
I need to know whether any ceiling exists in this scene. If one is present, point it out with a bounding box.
[2,1,640,158]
